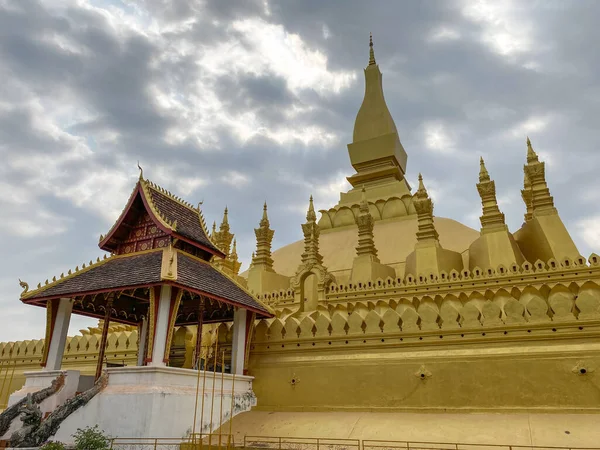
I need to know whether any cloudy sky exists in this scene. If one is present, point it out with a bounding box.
[1,0,600,342]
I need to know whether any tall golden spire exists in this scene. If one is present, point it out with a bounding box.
[346,34,408,193]
[413,174,439,242]
[477,157,506,230]
[523,137,556,214]
[253,202,275,271]
[355,187,379,260]
[369,32,376,66]
[301,195,323,265]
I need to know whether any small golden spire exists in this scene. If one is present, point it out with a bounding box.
[369,32,376,66]
[413,173,439,243]
[253,201,275,271]
[526,136,538,164]
[137,161,144,180]
[479,157,490,182]
[300,195,324,266]
[477,159,505,230]
[524,136,555,214]
[306,195,317,222]
[223,207,229,225]
[415,173,428,199]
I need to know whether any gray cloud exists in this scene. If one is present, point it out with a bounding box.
[1,0,600,341]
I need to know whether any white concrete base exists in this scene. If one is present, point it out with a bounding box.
[52,366,256,442]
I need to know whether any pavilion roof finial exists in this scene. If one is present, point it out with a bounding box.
[137,161,144,180]
[369,32,376,66]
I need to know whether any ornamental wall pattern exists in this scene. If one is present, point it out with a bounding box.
[250,254,600,346]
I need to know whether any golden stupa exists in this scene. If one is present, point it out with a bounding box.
[2,34,600,445]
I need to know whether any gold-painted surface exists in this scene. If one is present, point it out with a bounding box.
[161,244,179,281]
[146,287,157,362]
[40,298,56,366]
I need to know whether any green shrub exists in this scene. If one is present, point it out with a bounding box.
[72,425,110,450]
[40,442,67,450]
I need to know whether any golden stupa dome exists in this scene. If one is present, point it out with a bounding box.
[268,216,479,283]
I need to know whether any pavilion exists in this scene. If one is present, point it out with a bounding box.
[10,170,273,439]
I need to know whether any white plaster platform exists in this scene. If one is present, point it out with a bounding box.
[50,366,256,442]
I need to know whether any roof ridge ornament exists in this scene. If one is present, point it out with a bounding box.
[137,161,143,180]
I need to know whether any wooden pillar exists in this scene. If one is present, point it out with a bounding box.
[95,295,114,381]
[194,297,205,370]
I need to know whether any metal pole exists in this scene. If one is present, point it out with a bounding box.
[200,344,209,450]
[218,350,225,449]
[95,296,114,381]
[194,299,205,369]
[208,328,219,450]
[192,343,203,439]
[227,373,236,450]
